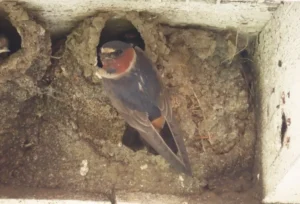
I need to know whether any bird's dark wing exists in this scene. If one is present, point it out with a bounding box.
[108,93,191,175]
[157,88,192,175]
[122,123,160,155]
[135,46,192,175]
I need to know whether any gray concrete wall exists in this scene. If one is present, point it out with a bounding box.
[15,0,279,37]
[0,184,260,203]
[254,2,300,203]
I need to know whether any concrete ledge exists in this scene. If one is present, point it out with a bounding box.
[0,185,260,204]
[17,0,279,36]
[254,2,300,203]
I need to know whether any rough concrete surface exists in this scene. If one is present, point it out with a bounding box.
[253,2,300,203]
[0,2,259,204]
[0,184,260,204]
[14,0,280,37]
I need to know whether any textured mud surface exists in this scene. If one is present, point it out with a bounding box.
[0,1,51,166]
[0,6,258,203]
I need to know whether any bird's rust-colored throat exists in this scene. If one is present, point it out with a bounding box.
[102,47,135,74]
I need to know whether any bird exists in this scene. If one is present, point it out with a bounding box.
[0,34,10,60]
[96,40,192,175]
[96,27,152,153]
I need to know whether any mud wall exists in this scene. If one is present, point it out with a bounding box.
[2,1,298,204]
[0,1,261,203]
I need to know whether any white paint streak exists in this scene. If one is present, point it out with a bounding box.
[140,164,148,170]
[80,160,89,176]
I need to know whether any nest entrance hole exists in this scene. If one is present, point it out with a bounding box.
[97,18,145,67]
[0,14,22,56]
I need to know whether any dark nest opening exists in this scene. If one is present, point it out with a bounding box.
[96,18,145,67]
[0,2,51,84]
[0,14,22,56]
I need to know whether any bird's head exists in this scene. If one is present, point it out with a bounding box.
[96,40,136,79]
[0,35,10,54]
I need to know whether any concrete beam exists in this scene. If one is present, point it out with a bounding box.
[254,2,300,203]
[16,0,279,37]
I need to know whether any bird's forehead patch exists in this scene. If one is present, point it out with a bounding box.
[101,47,116,53]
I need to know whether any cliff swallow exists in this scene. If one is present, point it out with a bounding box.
[96,40,192,175]
[0,34,10,60]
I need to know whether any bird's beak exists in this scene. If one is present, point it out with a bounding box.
[0,47,10,54]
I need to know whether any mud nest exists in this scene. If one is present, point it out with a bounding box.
[0,9,256,197]
[0,1,51,168]
[0,2,51,83]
